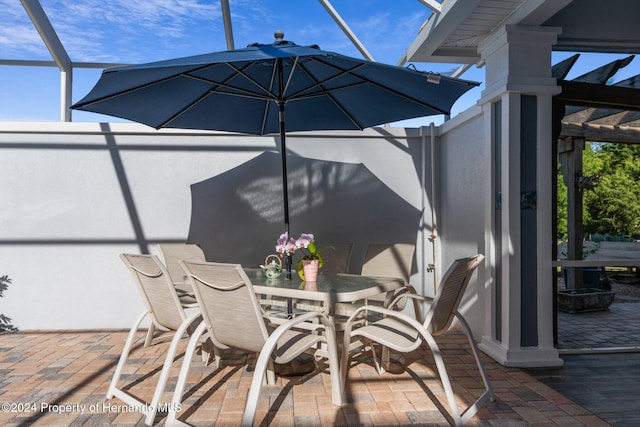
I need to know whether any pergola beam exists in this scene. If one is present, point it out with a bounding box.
[557,80,640,111]
[561,122,640,144]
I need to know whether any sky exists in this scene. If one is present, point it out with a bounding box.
[1,0,639,127]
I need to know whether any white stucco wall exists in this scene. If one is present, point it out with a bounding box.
[433,106,491,336]
[1,121,451,331]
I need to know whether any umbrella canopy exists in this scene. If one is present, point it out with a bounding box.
[72,32,478,272]
[72,32,478,134]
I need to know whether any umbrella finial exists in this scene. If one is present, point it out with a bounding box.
[274,29,284,43]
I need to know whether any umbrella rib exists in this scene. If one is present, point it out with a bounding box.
[260,60,279,135]
[300,57,451,115]
[188,61,279,135]
[224,61,279,99]
[287,63,368,99]
[281,56,300,98]
[157,62,275,128]
[293,62,368,129]
[73,62,234,108]
[183,64,275,101]
[156,90,210,128]
[184,74,273,100]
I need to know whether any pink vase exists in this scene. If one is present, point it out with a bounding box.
[304,281,318,291]
[302,258,319,282]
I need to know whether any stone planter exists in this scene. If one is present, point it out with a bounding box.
[557,288,615,313]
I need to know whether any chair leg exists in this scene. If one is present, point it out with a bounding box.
[165,321,208,427]
[200,337,216,365]
[456,314,495,425]
[266,359,276,385]
[144,312,203,426]
[420,331,464,426]
[144,321,156,347]
[107,310,148,399]
[370,341,385,375]
[211,345,223,370]
[242,343,275,426]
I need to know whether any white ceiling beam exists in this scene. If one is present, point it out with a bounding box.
[416,0,442,14]
[20,0,70,72]
[404,0,483,63]
[317,0,375,61]
[220,0,235,50]
[0,59,129,68]
[21,0,72,121]
[396,51,408,67]
[451,64,472,78]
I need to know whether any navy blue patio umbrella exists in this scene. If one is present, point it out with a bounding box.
[72,31,478,272]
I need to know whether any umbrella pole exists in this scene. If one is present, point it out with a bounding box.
[278,99,293,279]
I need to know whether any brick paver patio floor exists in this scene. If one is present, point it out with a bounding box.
[0,330,610,426]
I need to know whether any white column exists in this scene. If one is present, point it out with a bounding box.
[477,25,563,367]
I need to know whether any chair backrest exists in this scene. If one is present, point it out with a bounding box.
[361,243,415,282]
[179,260,268,353]
[120,253,186,331]
[157,243,206,284]
[425,254,484,335]
[320,243,353,275]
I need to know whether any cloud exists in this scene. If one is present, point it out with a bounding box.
[0,0,222,63]
[1,1,432,65]
[0,1,50,58]
[348,11,431,64]
[0,24,47,58]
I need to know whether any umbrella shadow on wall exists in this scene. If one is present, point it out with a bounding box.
[187,152,422,273]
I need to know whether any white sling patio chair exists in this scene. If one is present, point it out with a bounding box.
[340,254,494,427]
[334,243,415,320]
[361,242,415,308]
[165,261,342,427]
[112,253,206,426]
[157,243,206,307]
[319,242,353,275]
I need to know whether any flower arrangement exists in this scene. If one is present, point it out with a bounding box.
[276,232,331,280]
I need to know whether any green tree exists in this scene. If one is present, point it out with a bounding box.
[583,143,640,238]
[557,142,640,241]
[557,160,568,241]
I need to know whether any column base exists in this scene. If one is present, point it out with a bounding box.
[479,337,564,368]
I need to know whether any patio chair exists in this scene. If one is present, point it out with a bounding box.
[333,243,415,319]
[361,243,415,307]
[340,254,494,427]
[319,242,353,275]
[165,261,342,427]
[112,253,207,426]
[157,243,206,307]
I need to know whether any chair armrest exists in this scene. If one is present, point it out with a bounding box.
[387,285,421,306]
[343,304,429,342]
[387,290,432,323]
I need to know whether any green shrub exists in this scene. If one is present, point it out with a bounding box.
[0,275,18,332]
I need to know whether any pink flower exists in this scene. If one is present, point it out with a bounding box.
[295,233,314,249]
[275,232,297,254]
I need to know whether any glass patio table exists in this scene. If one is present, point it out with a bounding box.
[245,268,405,375]
[244,268,405,321]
